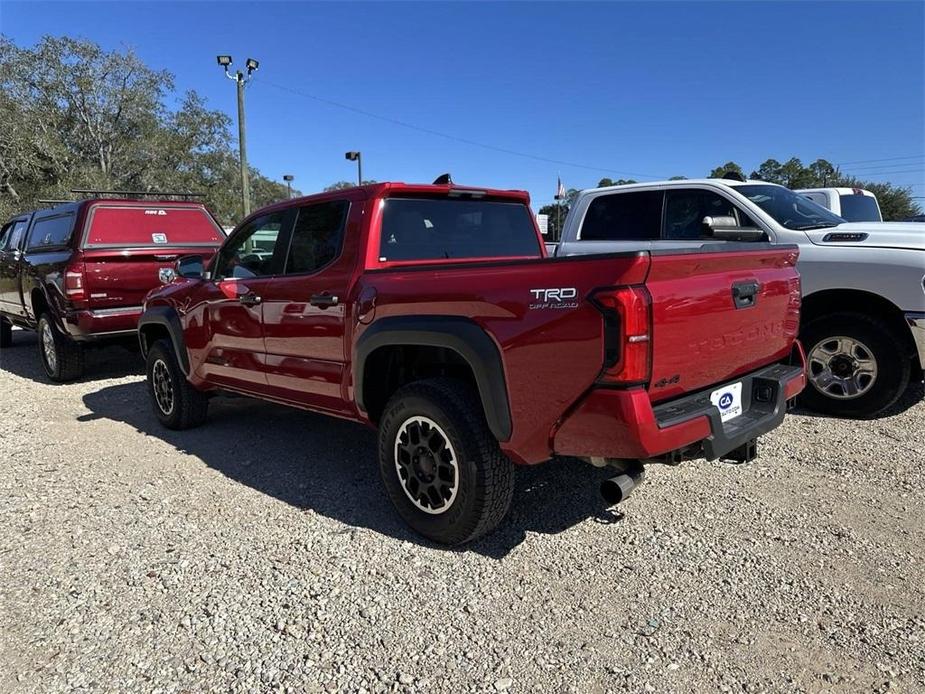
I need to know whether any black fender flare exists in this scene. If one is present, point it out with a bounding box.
[137,306,190,375]
[354,316,513,442]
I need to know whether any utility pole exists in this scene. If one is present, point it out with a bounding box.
[283,174,294,199]
[345,151,362,186]
[217,55,259,218]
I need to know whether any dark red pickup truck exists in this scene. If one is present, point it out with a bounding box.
[139,182,805,543]
[0,197,224,380]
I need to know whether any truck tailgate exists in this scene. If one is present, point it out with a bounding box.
[645,245,801,402]
[80,248,217,310]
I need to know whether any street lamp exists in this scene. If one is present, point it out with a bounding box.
[282,174,294,199]
[345,151,362,186]
[217,54,259,218]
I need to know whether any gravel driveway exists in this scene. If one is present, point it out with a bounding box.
[2,332,923,694]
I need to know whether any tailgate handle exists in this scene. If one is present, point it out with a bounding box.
[239,293,262,307]
[732,281,759,309]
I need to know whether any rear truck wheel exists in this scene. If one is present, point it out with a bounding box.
[0,318,11,348]
[800,311,911,418]
[37,313,84,381]
[146,338,209,430]
[378,378,514,545]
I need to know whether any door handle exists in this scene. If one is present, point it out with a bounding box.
[731,281,759,309]
[310,293,339,309]
[239,293,262,307]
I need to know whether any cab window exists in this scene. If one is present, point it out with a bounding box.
[27,214,74,251]
[213,211,290,280]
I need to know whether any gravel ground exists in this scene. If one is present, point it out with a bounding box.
[1,331,923,694]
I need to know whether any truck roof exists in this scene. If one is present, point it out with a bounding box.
[795,186,877,197]
[268,182,531,212]
[27,197,213,217]
[585,178,779,195]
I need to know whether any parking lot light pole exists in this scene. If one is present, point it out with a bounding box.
[345,151,362,186]
[283,174,294,199]
[217,55,259,218]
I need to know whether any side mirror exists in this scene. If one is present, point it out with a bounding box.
[702,216,765,241]
[176,254,205,279]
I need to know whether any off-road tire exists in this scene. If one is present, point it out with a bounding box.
[37,313,84,381]
[146,338,209,430]
[378,378,514,545]
[0,318,11,348]
[800,311,911,418]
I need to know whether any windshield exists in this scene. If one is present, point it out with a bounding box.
[737,184,845,230]
[839,194,882,222]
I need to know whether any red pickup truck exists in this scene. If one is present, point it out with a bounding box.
[138,182,806,544]
[0,196,224,380]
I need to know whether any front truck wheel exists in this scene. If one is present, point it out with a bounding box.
[801,311,911,418]
[0,317,11,348]
[146,338,209,429]
[37,313,84,381]
[378,378,514,545]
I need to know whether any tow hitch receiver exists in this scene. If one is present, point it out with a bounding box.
[721,438,758,464]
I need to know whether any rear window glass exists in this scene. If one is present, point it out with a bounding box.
[27,214,75,250]
[838,194,881,222]
[380,198,541,262]
[84,205,224,247]
[579,191,662,241]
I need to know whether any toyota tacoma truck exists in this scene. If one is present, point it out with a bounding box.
[552,177,924,418]
[0,194,224,381]
[138,181,805,544]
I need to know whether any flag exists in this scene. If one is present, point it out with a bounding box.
[555,176,566,200]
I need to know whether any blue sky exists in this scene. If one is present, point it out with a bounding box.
[2,1,924,207]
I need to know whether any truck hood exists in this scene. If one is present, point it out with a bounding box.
[804,222,925,252]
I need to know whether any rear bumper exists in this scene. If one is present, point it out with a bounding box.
[62,306,143,341]
[553,360,806,462]
[906,312,925,369]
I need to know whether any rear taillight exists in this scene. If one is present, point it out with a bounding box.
[64,262,86,301]
[590,286,652,385]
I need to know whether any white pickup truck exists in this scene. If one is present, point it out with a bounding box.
[550,178,925,418]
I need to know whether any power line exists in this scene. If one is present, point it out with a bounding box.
[845,168,925,176]
[839,163,925,174]
[255,78,667,180]
[836,154,925,165]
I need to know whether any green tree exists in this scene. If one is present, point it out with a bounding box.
[597,177,636,187]
[324,180,377,191]
[709,161,745,179]
[731,155,921,220]
[0,35,295,225]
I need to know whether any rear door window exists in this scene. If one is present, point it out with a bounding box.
[285,201,349,274]
[84,205,224,248]
[379,198,541,262]
[579,191,662,241]
[27,214,75,251]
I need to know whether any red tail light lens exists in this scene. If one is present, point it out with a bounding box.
[590,286,652,385]
[64,262,86,301]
